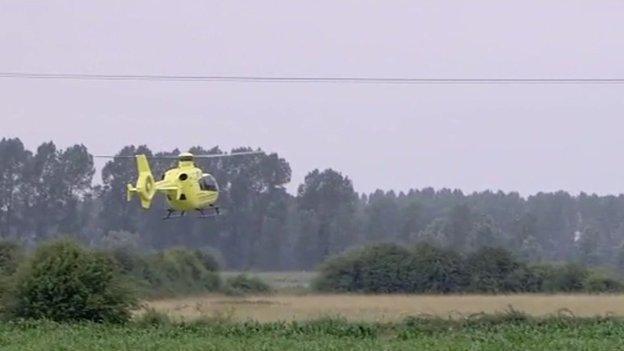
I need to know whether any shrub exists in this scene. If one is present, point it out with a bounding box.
[314,244,416,293]
[505,265,544,293]
[105,247,222,298]
[193,249,220,272]
[466,247,538,293]
[584,274,623,293]
[108,247,147,274]
[223,274,272,296]
[545,263,589,292]
[314,243,467,293]
[5,240,137,323]
[408,243,468,293]
[141,248,221,296]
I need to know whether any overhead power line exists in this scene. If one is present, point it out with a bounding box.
[1,72,624,84]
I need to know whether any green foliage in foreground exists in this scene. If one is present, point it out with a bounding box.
[2,315,624,351]
[314,243,624,294]
[4,240,136,323]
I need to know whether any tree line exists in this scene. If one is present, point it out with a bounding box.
[2,137,624,271]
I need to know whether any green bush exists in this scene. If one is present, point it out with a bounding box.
[105,247,222,298]
[466,247,540,293]
[408,243,467,293]
[584,274,623,293]
[314,243,467,293]
[5,240,137,323]
[141,248,221,296]
[223,274,272,296]
[540,263,589,292]
[108,247,147,274]
[193,249,220,272]
[314,244,414,293]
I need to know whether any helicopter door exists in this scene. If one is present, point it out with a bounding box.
[199,174,219,192]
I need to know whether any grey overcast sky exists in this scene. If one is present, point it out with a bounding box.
[1,1,624,195]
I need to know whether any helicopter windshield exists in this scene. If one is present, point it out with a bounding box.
[199,174,219,192]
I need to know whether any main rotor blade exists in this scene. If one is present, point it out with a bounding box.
[193,151,264,158]
[93,151,264,159]
[93,155,136,158]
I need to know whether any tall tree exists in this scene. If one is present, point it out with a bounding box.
[0,138,31,238]
[18,142,94,240]
[295,169,357,268]
[365,190,400,243]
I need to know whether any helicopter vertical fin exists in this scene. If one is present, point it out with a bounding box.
[127,154,156,209]
[136,154,152,174]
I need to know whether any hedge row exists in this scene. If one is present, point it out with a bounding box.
[314,243,623,294]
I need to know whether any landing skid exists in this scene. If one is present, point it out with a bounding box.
[162,207,221,220]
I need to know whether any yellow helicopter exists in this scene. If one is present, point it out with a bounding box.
[98,151,262,219]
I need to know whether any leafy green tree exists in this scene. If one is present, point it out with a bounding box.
[417,218,448,247]
[446,204,475,251]
[527,192,577,261]
[399,201,424,243]
[296,169,357,268]
[467,216,506,251]
[576,226,601,266]
[209,147,291,269]
[365,190,400,243]
[25,142,94,239]
[511,213,538,247]
[518,235,544,262]
[0,138,31,238]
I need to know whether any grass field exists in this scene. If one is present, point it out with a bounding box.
[147,293,624,322]
[3,316,624,350]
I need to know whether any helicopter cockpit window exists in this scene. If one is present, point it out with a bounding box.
[199,174,219,191]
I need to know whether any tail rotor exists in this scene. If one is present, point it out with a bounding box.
[127,155,156,209]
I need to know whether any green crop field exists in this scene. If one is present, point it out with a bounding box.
[2,316,624,351]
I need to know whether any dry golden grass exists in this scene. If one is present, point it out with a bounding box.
[145,294,624,322]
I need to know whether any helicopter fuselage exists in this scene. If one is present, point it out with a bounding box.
[158,160,219,211]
